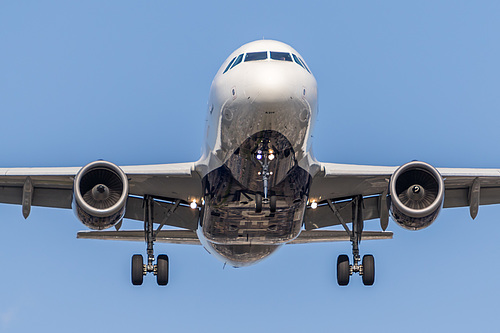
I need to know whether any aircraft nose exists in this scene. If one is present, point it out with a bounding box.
[243,63,300,103]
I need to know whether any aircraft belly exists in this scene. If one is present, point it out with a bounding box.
[200,130,312,266]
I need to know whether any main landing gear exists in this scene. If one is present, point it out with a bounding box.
[329,195,375,286]
[131,195,177,286]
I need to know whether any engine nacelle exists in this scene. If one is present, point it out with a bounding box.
[389,161,444,230]
[73,161,129,230]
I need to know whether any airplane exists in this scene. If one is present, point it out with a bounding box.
[1,39,499,287]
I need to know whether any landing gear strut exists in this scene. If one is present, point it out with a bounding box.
[255,145,277,213]
[131,195,173,286]
[329,195,375,286]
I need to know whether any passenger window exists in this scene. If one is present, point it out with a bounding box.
[245,52,268,62]
[223,57,236,74]
[230,54,244,69]
[270,52,292,62]
[292,54,305,68]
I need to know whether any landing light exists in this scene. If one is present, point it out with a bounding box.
[256,154,262,160]
[311,201,318,209]
[269,154,275,161]
[190,200,198,209]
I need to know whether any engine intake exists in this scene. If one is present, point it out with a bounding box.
[73,161,129,230]
[389,161,444,230]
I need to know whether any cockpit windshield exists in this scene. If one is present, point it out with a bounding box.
[223,50,311,74]
[245,52,268,62]
[270,52,292,62]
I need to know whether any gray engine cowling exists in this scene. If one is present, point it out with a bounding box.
[389,161,444,230]
[73,161,129,230]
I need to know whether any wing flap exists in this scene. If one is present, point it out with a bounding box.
[77,229,200,245]
[288,230,393,244]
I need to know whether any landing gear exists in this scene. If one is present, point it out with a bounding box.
[255,193,262,213]
[336,253,375,286]
[255,144,278,213]
[336,255,350,286]
[131,195,176,286]
[156,254,169,286]
[254,192,277,213]
[130,254,169,286]
[362,254,375,286]
[329,195,376,286]
[269,194,277,213]
[131,254,144,285]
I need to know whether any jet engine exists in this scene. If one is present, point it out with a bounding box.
[389,161,444,230]
[73,161,129,230]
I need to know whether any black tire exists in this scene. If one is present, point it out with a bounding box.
[270,195,277,213]
[362,255,375,286]
[255,193,262,213]
[131,254,144,286]
[156,254,169,286]
[337,255,350,286]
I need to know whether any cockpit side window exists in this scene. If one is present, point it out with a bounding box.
[230,54,244,69]
[292,54,311,73]
[223,57,236,74]
[270,52,292,62]
[299,57,311,73]
[292,54,305,68]
[245,52,268,62]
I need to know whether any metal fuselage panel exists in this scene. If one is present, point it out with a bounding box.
[196,40,318,267]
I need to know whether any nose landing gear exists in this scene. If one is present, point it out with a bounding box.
[255,147,277,213]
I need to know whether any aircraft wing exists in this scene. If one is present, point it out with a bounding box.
[305,162,500,230]
[0,162,202,230]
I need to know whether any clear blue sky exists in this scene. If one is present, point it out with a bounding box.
[1,1,499,332]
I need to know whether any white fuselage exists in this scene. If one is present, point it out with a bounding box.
[196,40,319,267]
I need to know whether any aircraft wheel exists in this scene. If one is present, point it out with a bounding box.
[270,195,277,213]
[255,193,262,213]
[131,254,144,286]
[362,255,375,286]
[156,254,169,286]
[337,254,350,286]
